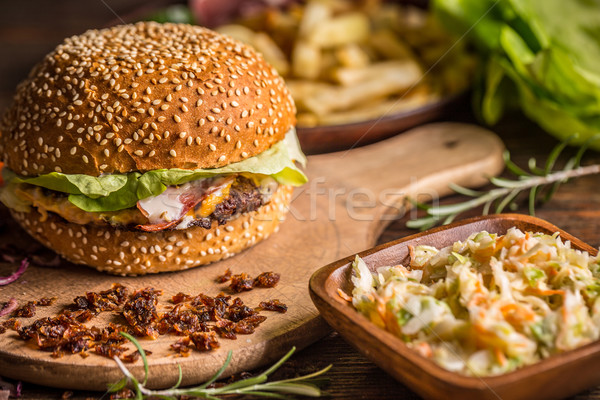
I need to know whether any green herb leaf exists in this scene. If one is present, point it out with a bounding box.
[109,335,330,399]
[407,138,600,230]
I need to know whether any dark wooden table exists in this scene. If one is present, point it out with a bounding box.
[1,1,599,399]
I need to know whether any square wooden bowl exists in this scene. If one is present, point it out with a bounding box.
[309,214,600,400]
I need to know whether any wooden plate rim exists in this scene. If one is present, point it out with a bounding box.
[309,214,599,394]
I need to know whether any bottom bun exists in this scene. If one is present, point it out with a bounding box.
[11,185,293,275]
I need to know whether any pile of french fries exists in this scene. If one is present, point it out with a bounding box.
[217,0,474,127]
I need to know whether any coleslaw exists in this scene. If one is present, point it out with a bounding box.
[351,228,600,376]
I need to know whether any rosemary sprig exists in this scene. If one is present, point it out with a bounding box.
[109,332,331,399]
[407,136,600,230]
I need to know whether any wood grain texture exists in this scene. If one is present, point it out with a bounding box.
[3,2,600,399]
[0,123,504,390]
[311,215,600,400]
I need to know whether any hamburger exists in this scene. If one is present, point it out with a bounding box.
[0,22,306,275]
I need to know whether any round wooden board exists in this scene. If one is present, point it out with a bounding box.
[0,122,504,390]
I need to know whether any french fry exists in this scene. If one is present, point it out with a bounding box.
[331,59,422,87]
[317,88,435,126]
[298,1,331,38]
[335,43,371,68]
[302,63,423,115]
[217,24,289,75]
[216,0,474,128]
[291,40,322,80]
[307,13,370,48]
[252,32,290,75]
[285,80,332,108]
[296,112,320,128]
[369,29,416,61]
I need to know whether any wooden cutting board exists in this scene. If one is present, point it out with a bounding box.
[0,122,504,390]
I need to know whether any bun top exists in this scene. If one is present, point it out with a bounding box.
[0,22,296,177]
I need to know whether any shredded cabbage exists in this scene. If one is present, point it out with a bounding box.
[351,228,600,376]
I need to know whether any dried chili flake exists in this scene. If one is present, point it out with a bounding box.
[234,315,267,335]
[254,272,280,288]
[61,309,95,323]
[211,293,231,320]
[259,299,288,313]
[12,301,37,318]
[37,297,57,306]
[171,292,193,304]
[122,288,162,338]
[190,331,220,351]
[158,304,209,335]
[216,268,232,283]
[120,349,152,363]
[229,273,254,293]
[1,318,20,333]
[171,336,193,356]
[95,342,127,358]
[71,283,128,314]
[215,319,237,340]
[227,298,257,322]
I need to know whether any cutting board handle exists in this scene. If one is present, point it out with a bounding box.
[304,122,505,243]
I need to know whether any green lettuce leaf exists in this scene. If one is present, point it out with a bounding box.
[433,0,600,149]
[13,172,129,198]
[1,129,307,212]
[68,173,142,212]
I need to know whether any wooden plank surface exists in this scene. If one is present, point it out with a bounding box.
[2,1,600,399]
[0,123,504,390]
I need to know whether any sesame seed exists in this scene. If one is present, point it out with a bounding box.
[173,115,181,123]
[170,150,177,157]
[134,150,143,156]
[209,144,216,151]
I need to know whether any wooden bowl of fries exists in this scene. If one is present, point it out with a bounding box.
[137,0,476,153]
[210,0,475,153]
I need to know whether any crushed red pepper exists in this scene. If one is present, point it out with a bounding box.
[190,331,220,351]
[12,301,36,318]
[254,272,281,288]
[259,299,288,313]
[229,273,254,293]
[37,297,57,307]
[225,271,281,293]
[215,268,232,283]
[2,271,286,360]
[171,292,193,304]
[120,349,153,363]
[122,288,162,338]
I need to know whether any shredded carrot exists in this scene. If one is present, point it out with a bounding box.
[337,288,352,302]
[415,342,433,358]
[494,347,507,366]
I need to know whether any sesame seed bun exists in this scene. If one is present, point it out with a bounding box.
[0,22,300,275]
[10,184,293,275]
[0,22,296,176]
